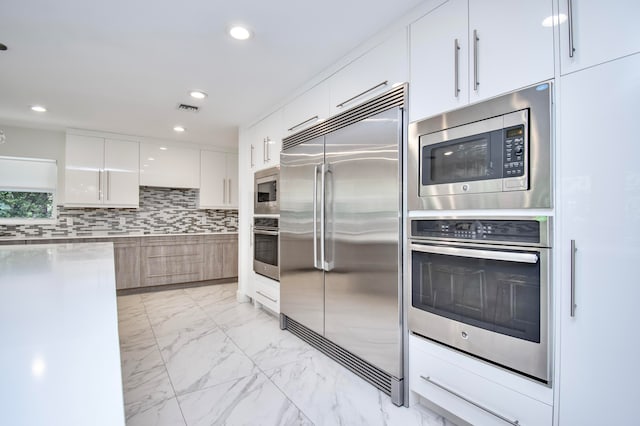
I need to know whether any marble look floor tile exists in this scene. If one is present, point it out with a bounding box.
[147,306,213,339]
[267,352,445,426]
[157,325,258,396]
[125,397,186,426]
[122,364,175,410]
[210,300,270,329]
[120,339,165,381]
[184,282,237,302]
[117,293,144,309]
[177,372,311,426]
[118,315,156,347]
[222,312,315,371]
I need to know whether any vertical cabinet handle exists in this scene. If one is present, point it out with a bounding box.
[567,0,576,58]
[228,178,232,205]
[473,29,480,91]
[222,179,227,204]
[313,165,319,269]
[107,170,111,201]
[265,137,271,161]
[263,138,267,163]
[570,239,577,317]
[250,144,255,168]
[454,38,460,98]
[97,170,102,201]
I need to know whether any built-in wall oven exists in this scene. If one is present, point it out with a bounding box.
[254,166,280,215]
[409,217,552,383]
[409,82,552,210]
[253,217,279,281]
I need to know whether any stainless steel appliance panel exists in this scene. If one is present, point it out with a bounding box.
[279,137,325,335]
[408,82,552,210]
[253,217,280,281]
[254,166,280,215]
[323,108,402,378]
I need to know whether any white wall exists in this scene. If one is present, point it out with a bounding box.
[0,124,66,203]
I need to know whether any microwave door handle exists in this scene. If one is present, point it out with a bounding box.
[410,244,538,264]
[254,229,279,236]
[313,164,319,269]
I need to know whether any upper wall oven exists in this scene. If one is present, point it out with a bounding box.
[408,83,553,210]
[254,166,280,215]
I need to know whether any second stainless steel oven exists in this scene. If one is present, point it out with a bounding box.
[409,217,552,383]
[253,217,279,281]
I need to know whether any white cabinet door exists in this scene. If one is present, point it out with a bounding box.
[199,150,227,208]
[282,81,330,135]
[468,0,554,103]
[140,143,200,188]
[330,28,408,116]
[104,139,139,207]
[252,110,282,169]
[559,1,640,75]
[410,0,468,122]
[558,54,640,425]
[65,135,104,205]
[226,153,238,208]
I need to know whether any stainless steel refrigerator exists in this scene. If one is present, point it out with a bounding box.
[279,86,405,405]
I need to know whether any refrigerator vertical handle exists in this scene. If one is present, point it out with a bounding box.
[320,163,326,272]
[323,165,334,272]
[313,164,319,269]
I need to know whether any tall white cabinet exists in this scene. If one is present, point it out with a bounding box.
[199,150,238,209]
[557,53,640,424]
[65,134,139,207]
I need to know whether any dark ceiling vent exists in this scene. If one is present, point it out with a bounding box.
[177,103,200,113]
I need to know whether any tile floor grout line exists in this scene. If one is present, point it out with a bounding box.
[140,290,190,426]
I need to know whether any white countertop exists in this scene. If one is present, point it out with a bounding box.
[0,243,125,426]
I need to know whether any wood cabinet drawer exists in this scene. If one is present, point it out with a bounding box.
[410,335,552,426]
[254,277,279,313]
[142,244,203,258]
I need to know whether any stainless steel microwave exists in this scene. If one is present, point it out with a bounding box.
[409,83,552,210]
[254,166,279,215]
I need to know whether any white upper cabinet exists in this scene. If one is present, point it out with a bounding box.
[468,0,553,103]
[557,53,640,425]
[282,80,330,136]
[558,0,640,75]
[410,0,469,121]
[139,143,200,188]
[199,150,238,209]
[65,134,139,207]
[410,0,554,122]
[329,28,408,116]
[251,109,282,170]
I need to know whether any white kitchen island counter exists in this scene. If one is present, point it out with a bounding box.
[0,243,125,426]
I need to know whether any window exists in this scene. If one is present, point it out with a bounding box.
[0,156,57,223]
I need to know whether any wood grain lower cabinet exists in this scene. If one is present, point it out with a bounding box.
[203,235,238,280]
[113,239,140,290]
[140,236,204,287]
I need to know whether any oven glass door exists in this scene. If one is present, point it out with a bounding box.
[254,231,278,267]
[411,244,541,343]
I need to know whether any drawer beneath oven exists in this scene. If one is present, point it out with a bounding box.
[254,275,280,313]
[409,335,552,426]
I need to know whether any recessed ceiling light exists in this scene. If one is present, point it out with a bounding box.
[148,157,155,161]
[0,43,7,51]
[229,26,251,40]
[173,126,186,132]
[189,91,207,100]
[31,105,47,112]
[159,147,168,150]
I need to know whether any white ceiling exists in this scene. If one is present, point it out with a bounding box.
[0,0,426,149]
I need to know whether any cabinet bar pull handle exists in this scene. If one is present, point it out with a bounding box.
[98,170,102,200]
[473,30,479,91]
[265,137,271,161]
[568,0,576,58]
[228,179,232,204]
[107,171,111,201]
[336,81,388,108]
[570,239,577,317]
[420,376,520,425]
[454,38,460,98]
[256,290,278,303]
[288,115,319,132]
[223,179,227,204]
[263,138,267,163]
[250,145,255,168]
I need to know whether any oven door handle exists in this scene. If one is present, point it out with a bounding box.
[254,230,279,236]
[410,243,538,264]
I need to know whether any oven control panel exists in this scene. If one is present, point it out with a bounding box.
[503,125,525,178]
[411,219,541,244]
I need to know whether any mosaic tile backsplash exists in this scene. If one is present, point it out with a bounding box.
[0,187,238,239]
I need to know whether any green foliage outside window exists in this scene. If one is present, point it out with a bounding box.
[0,191,54,219]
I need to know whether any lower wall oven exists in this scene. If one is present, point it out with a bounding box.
[253,217,279,281]
[408,217,552,383]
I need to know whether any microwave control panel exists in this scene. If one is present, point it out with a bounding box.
[503,125,525,178]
